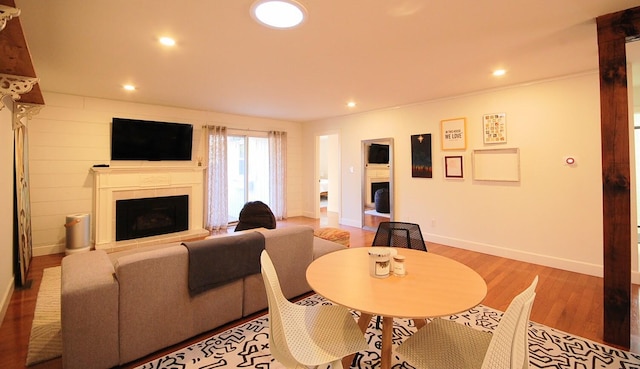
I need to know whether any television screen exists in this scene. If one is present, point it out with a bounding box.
[368,143,389,164]
[111,118,193,161]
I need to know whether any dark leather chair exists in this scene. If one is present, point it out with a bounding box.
[374,188,390,213]
[234,201,276,231]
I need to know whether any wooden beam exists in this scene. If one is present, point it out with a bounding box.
[596,6,640,349]
[0,0,44,105]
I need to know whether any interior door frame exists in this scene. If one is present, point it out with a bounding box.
[315,131,341,220]
[361,138,394,229]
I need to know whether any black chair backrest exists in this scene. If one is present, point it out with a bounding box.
[235,201,276,231]
[372,221,427,251]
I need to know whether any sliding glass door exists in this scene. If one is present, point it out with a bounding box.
[227,135,269,222]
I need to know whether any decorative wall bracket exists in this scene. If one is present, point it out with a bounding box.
[13,103,42,129]
[0,5,20,32]
[0,73,39,110]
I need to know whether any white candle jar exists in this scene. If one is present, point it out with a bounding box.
[368,247,391,278]
[393,254,406,276]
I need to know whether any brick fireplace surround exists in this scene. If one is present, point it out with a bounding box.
[91,166,209,253]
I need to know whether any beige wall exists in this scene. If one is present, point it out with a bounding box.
[26,93,302,255]
[5,71,633,291]
[302,72,611,278]
[0,97,15,324]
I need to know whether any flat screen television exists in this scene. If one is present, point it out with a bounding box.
[111,118,193,161]
[368,143,389,164]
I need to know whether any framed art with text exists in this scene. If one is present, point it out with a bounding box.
[483,113,507,144]
[440,117,466,150]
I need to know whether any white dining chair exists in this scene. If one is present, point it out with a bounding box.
[260,250,368,369]
[396,276,538,369]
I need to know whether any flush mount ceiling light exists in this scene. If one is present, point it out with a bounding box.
[493,69,506,77]
[251,0,307,29]
[159,36,176,46]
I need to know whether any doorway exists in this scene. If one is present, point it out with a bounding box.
[318,134,340,226]
[362,138,394,231]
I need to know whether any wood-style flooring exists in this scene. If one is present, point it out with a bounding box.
[1,216,638,369]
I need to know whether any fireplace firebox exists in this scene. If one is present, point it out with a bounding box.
[115,195,189,241]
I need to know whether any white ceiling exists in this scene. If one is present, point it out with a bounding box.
[14,0,640,122]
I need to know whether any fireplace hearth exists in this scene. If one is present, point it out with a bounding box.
[116,195,189,241]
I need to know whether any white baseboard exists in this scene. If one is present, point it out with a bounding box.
[0,275,15,327]
[301,211,316,218]
[425,233,603,278]
[32,243,65,256]
[339,217,361,228]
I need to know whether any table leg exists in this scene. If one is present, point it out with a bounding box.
[381,316,393,369]
[342,312,373,368]
[413,318,426,330]
[358,312,373,333]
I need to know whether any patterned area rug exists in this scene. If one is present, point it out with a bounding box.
[135,294,640,369]
[26,266,62,366]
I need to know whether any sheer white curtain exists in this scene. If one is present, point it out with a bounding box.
[205,125,228,231]
[268,131,287,220]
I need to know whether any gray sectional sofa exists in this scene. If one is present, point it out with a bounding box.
[60,225,346,369]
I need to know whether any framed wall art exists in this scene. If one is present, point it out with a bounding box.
[483,113,507,144]
[440,117,466,150]
[444,155,464,178]
[411,133,432,178]
[472,147,520,182]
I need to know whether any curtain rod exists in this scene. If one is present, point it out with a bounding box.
[204,125,275,133]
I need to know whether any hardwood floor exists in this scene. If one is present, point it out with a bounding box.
[1,216,638,369]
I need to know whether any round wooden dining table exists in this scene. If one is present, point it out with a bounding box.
[306,247,487,369]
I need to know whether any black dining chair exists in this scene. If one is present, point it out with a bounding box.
[372,221,427,329]
[372,221,427,251]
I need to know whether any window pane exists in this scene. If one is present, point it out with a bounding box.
[247,137,270,204]
[227,136,245,222]
[227,135,270,222]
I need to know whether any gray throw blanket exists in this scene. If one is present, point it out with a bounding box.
[182,232,265,296]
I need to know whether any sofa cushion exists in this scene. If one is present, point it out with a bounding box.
[62,250,119,369]
[114,245,244,364]
[312,236,347,259]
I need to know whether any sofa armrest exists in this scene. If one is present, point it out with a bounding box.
[242,226,315,316]
[61,250,119,369]
[313,236,347,259]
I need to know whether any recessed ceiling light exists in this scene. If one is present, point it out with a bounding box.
[251,0,307,29]
[347,101,357,108]
[493,69,506,77]
[123,85,136,91]
[159,37,176,46]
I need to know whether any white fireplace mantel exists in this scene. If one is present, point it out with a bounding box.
[91,166,208,252]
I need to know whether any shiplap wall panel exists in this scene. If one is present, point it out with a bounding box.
[27,92,303,255]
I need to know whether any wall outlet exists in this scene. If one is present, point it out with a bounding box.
[431,218,436,227]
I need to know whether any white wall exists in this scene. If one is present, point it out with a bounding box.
[326,134,340,212]
[302,72,606,277]
[0,97,15,324]
[319,136,328,179]
[27,93,302,255]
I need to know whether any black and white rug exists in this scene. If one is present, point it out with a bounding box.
[135,294,640,369]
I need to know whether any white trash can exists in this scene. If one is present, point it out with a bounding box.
[64,213,91,255]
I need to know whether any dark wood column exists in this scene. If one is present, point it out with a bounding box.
[596,7,640,349]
